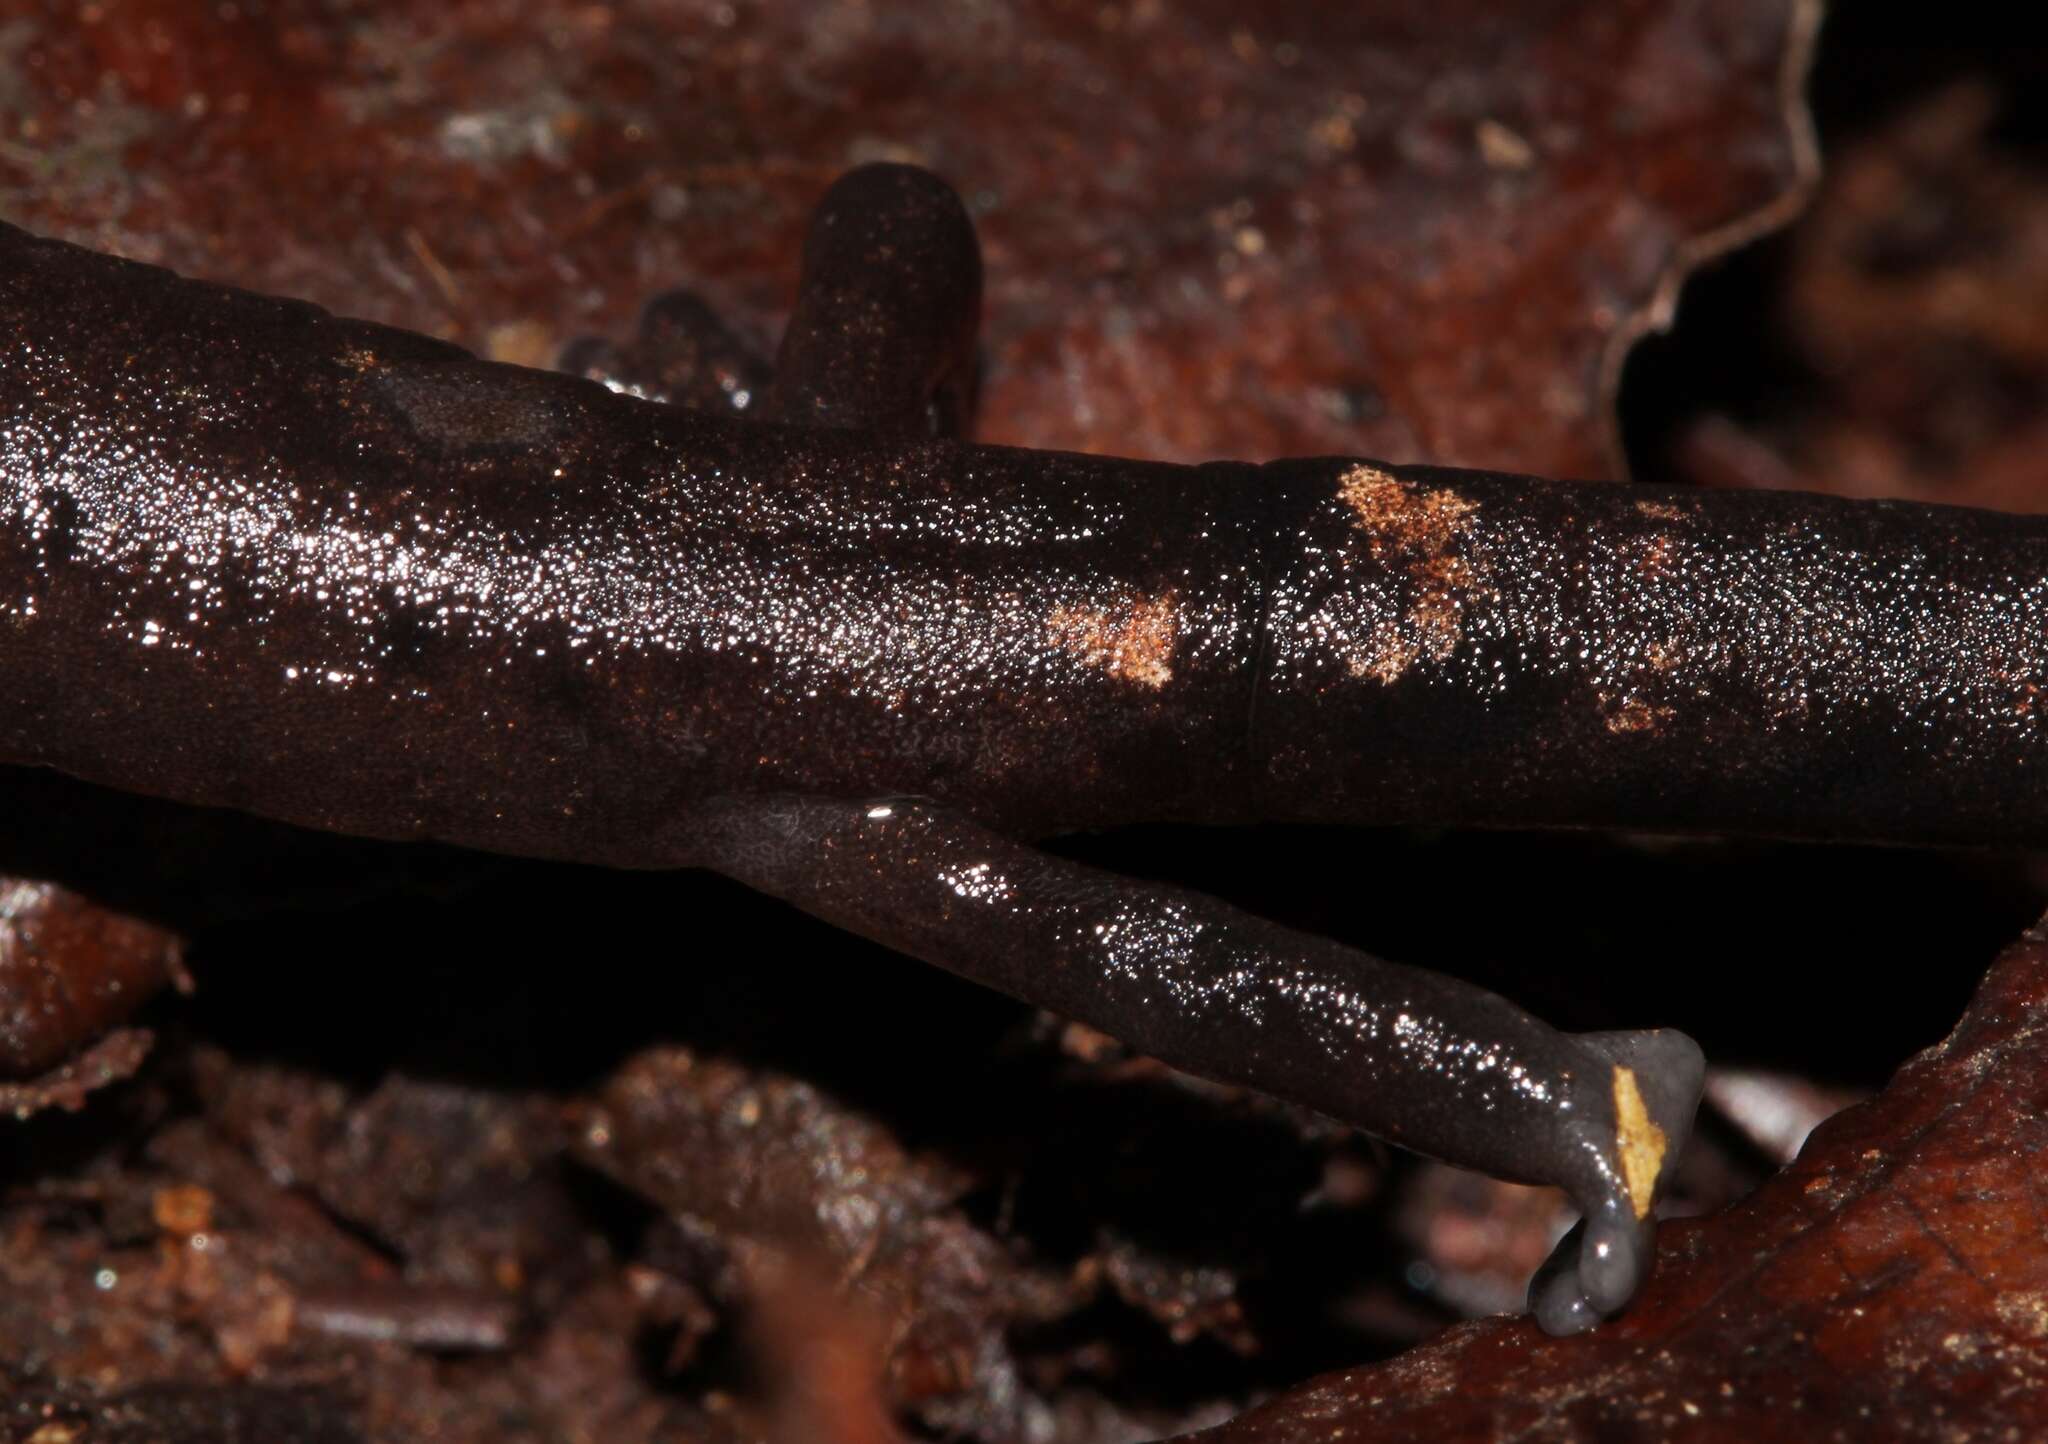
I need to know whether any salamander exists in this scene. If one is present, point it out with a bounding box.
[7,164,2047,1333]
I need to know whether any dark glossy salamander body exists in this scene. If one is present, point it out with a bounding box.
[0,214,1270,860]
[7,218,2048,860]
[3,165,2045,1332]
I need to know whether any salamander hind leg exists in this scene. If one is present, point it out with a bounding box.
[1529,1026,1706,1335]
[693,794,1704,1333]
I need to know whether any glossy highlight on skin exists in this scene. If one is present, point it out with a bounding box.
[0,229,1273,858]
[5,162,2046,1331]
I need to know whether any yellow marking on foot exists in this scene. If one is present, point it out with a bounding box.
[1612,1065,1668,1220]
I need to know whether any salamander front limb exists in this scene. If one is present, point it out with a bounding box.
[757,162,982,436]
[560,161,980,435]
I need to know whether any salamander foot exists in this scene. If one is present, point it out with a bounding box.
[1529,1026,1705,1335]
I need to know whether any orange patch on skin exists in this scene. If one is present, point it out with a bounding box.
[1339,465,1479,559]
[1047,594,1178,689]
[1600,642,1685,732]
[1337,465,1493,683]
[1633,533,1679,578]
[1602,695,1677,734]
[1409,556,1481,661]
[1354,635,1412,686]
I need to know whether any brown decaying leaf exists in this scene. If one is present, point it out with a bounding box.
[0,1025,154,1119]
[0,878,186,1087]
[0,0,1815,477]
[575,1046,1078,1437]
